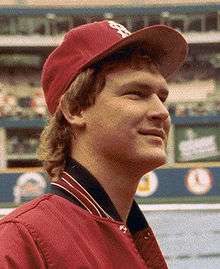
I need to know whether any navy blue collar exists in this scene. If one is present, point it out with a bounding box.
[50,158,148,233]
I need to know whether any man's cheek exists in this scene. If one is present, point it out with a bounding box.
[165,117,171,133]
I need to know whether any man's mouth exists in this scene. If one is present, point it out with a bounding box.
[138,129,166,140]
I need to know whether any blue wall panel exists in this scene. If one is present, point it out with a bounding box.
[0,165,219,204]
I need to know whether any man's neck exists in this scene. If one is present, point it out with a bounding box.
[71,153,144,223]
[99,175,139,222]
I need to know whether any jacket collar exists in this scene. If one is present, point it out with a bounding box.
[50,158,148,233]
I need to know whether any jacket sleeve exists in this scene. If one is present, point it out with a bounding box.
[0,221,46,269]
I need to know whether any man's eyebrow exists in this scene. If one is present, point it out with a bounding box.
[118,81,169,94]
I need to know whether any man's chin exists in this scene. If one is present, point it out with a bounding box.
[139,153,167,171]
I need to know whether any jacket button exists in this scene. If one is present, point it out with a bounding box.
[144,231,151,240]
[119,225,127,234]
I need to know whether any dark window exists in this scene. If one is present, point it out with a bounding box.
[56,19,71,34]
[0,54,42,68]
[188,17,202,32]
[15,16,47,35]
[170,19,184,32]
[206,13,217,31]
[148,16,161,26]
[33,20,46,35]
[73,16,88,27]
[132,18,145,31]
[89,15,104,22]
[0,16,11,34]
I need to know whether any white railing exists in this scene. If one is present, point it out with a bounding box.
[1,31,220,48]
[1,203,220,218]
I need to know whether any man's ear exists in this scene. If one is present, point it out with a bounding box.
[59,96,86,128]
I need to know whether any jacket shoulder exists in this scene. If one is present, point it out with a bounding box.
[0,194,53,223]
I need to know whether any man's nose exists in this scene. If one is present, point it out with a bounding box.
[147,94,170,121]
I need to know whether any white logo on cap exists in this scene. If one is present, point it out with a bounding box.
[108,20,131,38]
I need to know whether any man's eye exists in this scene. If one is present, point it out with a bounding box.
[126,91,145,98]
[159,95,168,103]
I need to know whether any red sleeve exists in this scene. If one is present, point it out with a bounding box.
[0,221,46,269]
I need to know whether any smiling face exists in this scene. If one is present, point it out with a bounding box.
[78,63,171,174]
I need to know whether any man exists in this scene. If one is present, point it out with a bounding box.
[0,21,187,268]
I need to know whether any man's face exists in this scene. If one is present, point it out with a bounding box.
[81,64,171,173]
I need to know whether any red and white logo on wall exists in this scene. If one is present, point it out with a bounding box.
[13,173,47,205]
[185,168,213,195]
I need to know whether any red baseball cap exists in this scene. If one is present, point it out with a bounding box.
[42,20,188,114]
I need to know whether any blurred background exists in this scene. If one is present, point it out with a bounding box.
[0,1,220,268]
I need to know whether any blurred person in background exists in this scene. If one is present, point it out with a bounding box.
[0,88,6,117]
[0,20,187,268]
[4,93,18,117]
[31,89,48,118]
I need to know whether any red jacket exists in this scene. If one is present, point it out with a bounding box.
[0,159,168,268]
[0,194,167,268]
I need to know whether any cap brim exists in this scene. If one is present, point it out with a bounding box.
[87,25,188,78]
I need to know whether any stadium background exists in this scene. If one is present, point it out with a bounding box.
[0,1,220,268]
